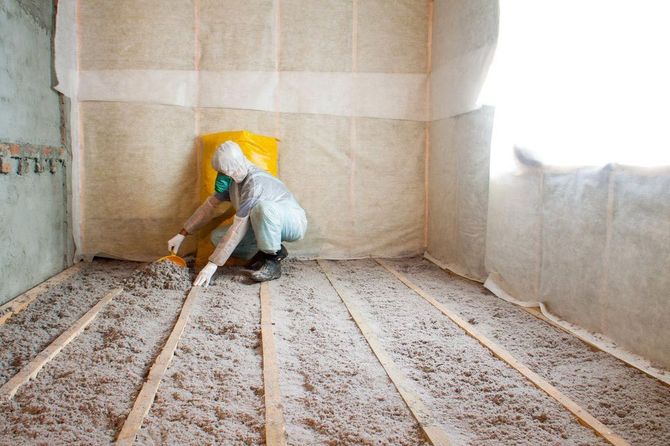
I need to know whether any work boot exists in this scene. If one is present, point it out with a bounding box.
[246,251,267,271]
[246,245,288,271]
[250,258,282,282]
[275,244,288,261]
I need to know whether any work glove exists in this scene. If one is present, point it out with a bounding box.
[167,233,185,254]
[194,262,218,287]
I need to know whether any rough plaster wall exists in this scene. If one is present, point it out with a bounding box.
[0,169,68,304]
[426,0,497,280]
[0,0,70,304]
[77,0,429,260]
[14,0,53,30]
[0,1,61,145]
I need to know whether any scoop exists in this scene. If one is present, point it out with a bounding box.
[156,251,187,268]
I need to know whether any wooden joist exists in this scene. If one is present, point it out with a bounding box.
[375,258,630,446]
[115,286,201,446]
[0,287,122,400]
[0,264,83,325]
[260,282,288,446]
[317,260,453,446]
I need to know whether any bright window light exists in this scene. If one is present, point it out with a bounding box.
[480,0,670,170]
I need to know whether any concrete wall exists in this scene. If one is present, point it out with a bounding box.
[0,0,72,305]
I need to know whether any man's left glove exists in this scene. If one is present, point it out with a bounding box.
[194,262,218,287]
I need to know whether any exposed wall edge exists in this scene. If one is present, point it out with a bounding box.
[423,251,484,283]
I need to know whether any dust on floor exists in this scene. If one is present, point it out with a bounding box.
[0,259,138,385]
[388,257,670,446]
[1,258,668,445]
[135,267,265,446]
[0,261,189,445]
[323,259,609,445]
[270,260,429,445]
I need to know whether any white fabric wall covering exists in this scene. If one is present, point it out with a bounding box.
[426,0,498,281]
[430,0,498,120]
[428,107,494,281]
[539,168,610,321]
[60,0,430,261]
[486,165,670,368]
[78,70,200,108]
[77,70,429,121]
[428,0,669,369]
[603,169,670,366]
[80,102,199,260]
[199,0,277,72]
[484,168,543,298]
[431,47,496,121]
[78,0,196,71]
[53,0,82,259]
[482,0,670,369]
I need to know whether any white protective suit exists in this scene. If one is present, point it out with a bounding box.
[184,141,307,267]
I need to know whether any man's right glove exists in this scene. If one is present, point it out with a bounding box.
[194,262,218,287]
[167,233,185,254]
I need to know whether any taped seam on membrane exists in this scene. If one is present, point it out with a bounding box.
[76,70,429,121]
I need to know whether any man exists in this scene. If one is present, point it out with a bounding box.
[167,141,307,286]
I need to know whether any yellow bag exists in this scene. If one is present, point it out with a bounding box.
[196,130,279,268]
[198,130,278,200]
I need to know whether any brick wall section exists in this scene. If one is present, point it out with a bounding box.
[0,142,66,175]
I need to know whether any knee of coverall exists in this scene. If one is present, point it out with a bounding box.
[250,201,282,253]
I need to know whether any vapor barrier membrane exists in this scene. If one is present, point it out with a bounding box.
[426,0,498,280]
[425,0,670,371]
[430,0,498,120]
[77,70,428,121]
[485,165,670,369]
[80,102,199,261]
[57,0,430,261]
[427,107,494,281]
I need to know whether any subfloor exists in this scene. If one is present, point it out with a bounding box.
[0,258,668,445]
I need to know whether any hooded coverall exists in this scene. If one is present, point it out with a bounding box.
[182,141,307,267]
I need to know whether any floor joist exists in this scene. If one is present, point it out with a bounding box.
[0,287,122,400]
[375,258,630,446]
[116,286,201,446]
[317,260,453,446]
[260,282,288,446]
[0,264,83,325]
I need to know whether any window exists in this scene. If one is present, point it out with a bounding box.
[480,0,670,172]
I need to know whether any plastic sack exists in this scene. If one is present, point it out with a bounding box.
[198,130,278,200]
